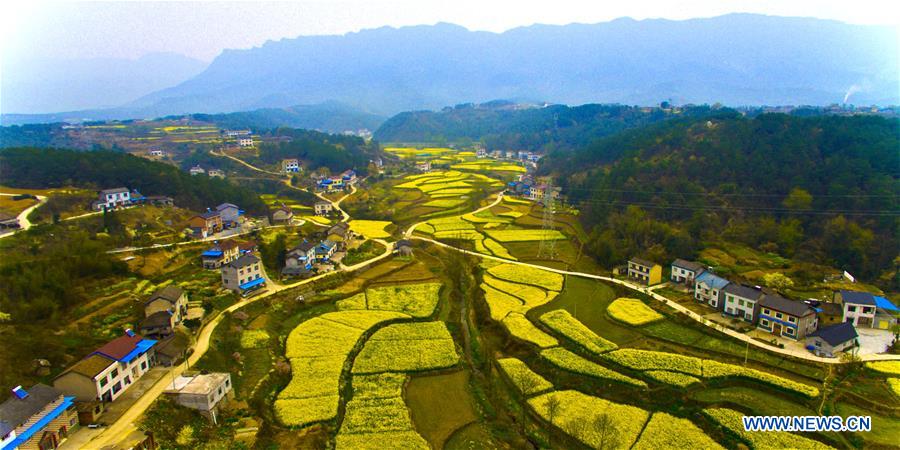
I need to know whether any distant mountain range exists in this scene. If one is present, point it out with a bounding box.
[1,52,207,115]
[2,14,896,126]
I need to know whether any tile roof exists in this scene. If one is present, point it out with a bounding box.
[141,311,174,329]
[809,322,858,346]
[198,211,221,220]
[91,334,146,361]
[58,354,115,380]
[148,285,183,305]
[671,259,704,272]
[630,257,658,268]
[840,290,877,306]
[696,271,730,290]
[99,187,129,195]
[0,384,62,429]
[760,294,816,317]
[216,203,239,211]
[291,241,317,253]
[723,283,764,300]
[226,254,259,269]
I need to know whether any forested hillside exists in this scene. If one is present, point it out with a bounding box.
[375,102,715,151]
[542,113,899,282]
[0,147,268,214]
[186,102,385,134]
[253,128,380,174]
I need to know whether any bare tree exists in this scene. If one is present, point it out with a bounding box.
[510,370,541,433]
[544,395,561,449]
[591,413,621,450]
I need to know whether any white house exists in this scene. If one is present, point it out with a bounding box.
[694,271,730,310]
[94,187,131,211]
[53,331,156,403]
[836,290,878,328]
[164,373,233,424]
[282,159,301,173]
[670,259,705,284]
[238,137,254,147]
[722,283,764,323]
[189,165,206,176]
[314,201,333,216]
[221,254,265,294]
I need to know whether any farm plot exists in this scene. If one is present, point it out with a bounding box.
[348,220,393,239]
[352,322,460,374]
[484,229,566,242]
[337,282,442,318]
[486,263,563,291]
[703,408,833,449]
[479,264,566,348]
[335,373,429,450]
[606,297,663,326]
[866,361,900,375]
[528,390,650,449]
[384,147,456,159]
[275,310,409,427]
[538,310,618,356]
[633,412,724,450]
[541,348,647,388]
[497,358,554,396]
[451,161,527,173]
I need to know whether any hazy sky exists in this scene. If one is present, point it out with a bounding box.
[2,0,898,62]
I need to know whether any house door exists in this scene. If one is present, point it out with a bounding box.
[772,322,783,336]
[38,431,59,450]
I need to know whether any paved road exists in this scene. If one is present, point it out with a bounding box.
[408,234,900,365]
[0,193,47,239]
[79,238,394,449]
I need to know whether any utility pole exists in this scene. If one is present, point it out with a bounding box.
[536,179,557,260]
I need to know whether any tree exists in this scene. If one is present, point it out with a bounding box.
[591,413,621,450]
[763,272,795,291]
[175,425,195,447]
[510,370,541,433]
[782,187,813,210]
[544,395,561,448]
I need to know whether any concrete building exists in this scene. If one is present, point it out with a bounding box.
[215,203,242,227]
[282,159,301,173]
[694,271,730,310]
[836,290,878,328]
[722,283,764,322]
[164,373,233,424]
[670,259,704,285]
[757,295,818,340]
[53,332,157,403]
[314,201,333,216]
[0,384,78,450]
[144,286,188,324]
[221,254,265,294]
[806,322,859,358]
[627,258,663,285]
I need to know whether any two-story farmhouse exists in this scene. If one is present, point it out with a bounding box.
[627,258,662,285]
[315,201,333,216]
[164,373,233,424]
[757,294,818,340]
[836,290,877,328]
[0,384,78,450]
[722,283,764,322]
[188,211,223,238]
[316,240,337,262]
[283,241,317,277]
[53,331,157,403]
[140,286,187,338]
[201,240,241,269]
[670,259,705,285]
[221,254,265,294]
[215,203,242,227]
[693,271,730,310]
[327,222,353,244]
[92,187,131,211]
[271,205,294,224]
[282,159,301,173]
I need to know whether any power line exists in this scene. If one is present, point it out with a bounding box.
[572,198,900,217]
[561,186,899,199]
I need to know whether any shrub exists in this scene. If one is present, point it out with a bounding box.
[239,329,270,349]
[497,358,554,396]
[539,310,618,356]
[542,348,647,388]
[633,412,723,450]
[606,298,663,326]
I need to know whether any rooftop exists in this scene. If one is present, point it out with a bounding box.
[147,285,183,305]
[760,294,815,317]
[840,290,877,306]
[723,283,763,300]
[57,354,116,380]
[0,384,63,429]
[809,322,858,346]
[165,373,230,395]
[216,203,239,211]
[226,254,260,269]
[629,257,658,268]
[671,258,705,272]
[696,271,730,289]
[99,187,129,195]
[141,311,174,329]
[91,334,157,363]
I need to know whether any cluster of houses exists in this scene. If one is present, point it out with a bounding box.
[224,130,254,147]
[187,203,243,238]
[506,175,561,202]
[0,282,236,450]
[476,148,542,162]
[625,257,898,358]
[90,187,174,212]
[281,222,355,279]
[315,170,357,192]
[198,239,264,296]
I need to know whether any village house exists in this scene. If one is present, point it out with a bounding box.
[221,254,265,294]
[626,258,662,285]
[91,187,131,211]
[207,169,225,179]
[282,159,301,173]
[326,222,353,244]
[154,334,189,367]
[670,259,705,285]
[316,240,337,262]
[315,201,333,216]
[757,294,818,340]
[836,290,877,328]
[528,184,561,202]
[0,384,78,450]
[215,203,242,227]
[282,241,317,277]
[188,211,223,238]
[225,130,250,137]
[816,301,845,327]
[722,283,764,322]
[0,212,20,230]
[145,195,174,207]
[476,148,487,158]
[139,311,175,339]
[147,149,165,159]
[393,239,413,256]
[201,240,241,269]
[144,286,188,324]
[694,271,730,310]
[238,137,254,147]
[164,373,233,424]
[271,205,294,224]
[53,331,157,403]
[806,322,859,358]
[189,165,206,176]
[238,241,258,254]
[415,161,432,172]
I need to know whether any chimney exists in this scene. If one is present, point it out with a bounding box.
[11,385,28,399]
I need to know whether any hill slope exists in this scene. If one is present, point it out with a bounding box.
[130,14,897,115]
[542,114,899,280]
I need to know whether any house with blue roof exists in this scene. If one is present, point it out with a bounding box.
[221,254,265,294]
[53,331,157,404]
[0,384,77,450]
[834,290,898,330]
[694,271,730,310]
[316,240,337,262]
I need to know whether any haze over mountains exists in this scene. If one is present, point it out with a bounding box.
[2,14,897,127]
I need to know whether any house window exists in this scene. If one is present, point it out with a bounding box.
[738,299,744,307]
[761,319,770,327]
[847,306,856,312]
[744,312,753,321]
[99,377,108,388]
[775,312,783,319]
[141,361,147,370]
[763,309,770,315]
[788,316,796,324]
[112,381,122,394]
[110,369,119,379]
[784,327,794,336]
[225,379,230,387]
